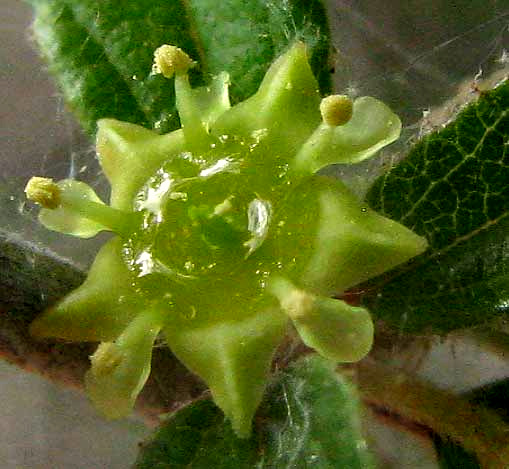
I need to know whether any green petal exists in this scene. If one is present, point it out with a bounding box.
[164,308,288,438]
[96,119,185,210]
[273,175,427,296]
[211,42,321,156]
[295,96,402,173]
[30,238,139,341]
[85,312,162,419]
[304,177,427,294]
[38,179,107,238]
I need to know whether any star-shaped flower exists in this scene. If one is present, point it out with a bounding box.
[26,43,427,437]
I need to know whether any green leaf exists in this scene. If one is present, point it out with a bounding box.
[258,355,374,468]
[186,0,332,100]
[134,399,257,469]
[134,355,374,468]
[0,231,85,322]
[364,80,509,333]
[29,0,331,135]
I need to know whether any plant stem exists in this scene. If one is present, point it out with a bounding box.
[354,359,509,469]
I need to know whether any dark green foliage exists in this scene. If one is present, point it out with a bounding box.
[29,0,195,134]
[134,400,257,469]
[364,80,509,333]
[29,0,331,135]
[258,355,374,468]
[134,355,374,468]
[0,232,84,321]
[181,0,331,102]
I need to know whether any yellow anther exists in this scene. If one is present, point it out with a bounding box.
[320,94,353,126]
[90,342,123,376]
[152,44,195,79]
[280,288,315,320]
[25,177,61,209]
[269,277,314,320]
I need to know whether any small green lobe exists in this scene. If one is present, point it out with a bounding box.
[270,277,374,362]
[292,297,374,363]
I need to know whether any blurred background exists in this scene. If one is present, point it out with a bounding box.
[1,0,508,467]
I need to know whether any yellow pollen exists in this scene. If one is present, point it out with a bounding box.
[25,177,61,209]
[320,94,353,126]
[153,44,195,79]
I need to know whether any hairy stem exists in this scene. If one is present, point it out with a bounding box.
[354,359,509,469]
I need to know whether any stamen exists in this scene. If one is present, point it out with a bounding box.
[268,277,314,320]
[320,95,353,126]
[152,44,195,79]
[25,177,61,209]
[26,177,135,236]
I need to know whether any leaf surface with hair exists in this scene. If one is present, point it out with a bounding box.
[134,355,374,468]
[29,0,331,135]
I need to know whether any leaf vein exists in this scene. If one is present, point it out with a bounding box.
[400,108,508,225]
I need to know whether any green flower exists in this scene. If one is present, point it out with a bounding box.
[26,43,426,437]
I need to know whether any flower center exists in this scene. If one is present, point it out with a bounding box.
[123,147,280,291]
